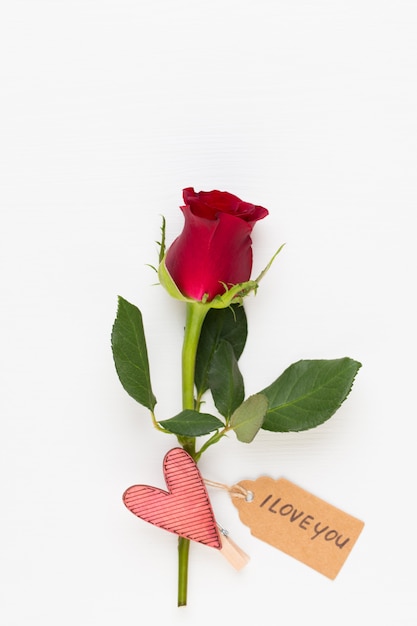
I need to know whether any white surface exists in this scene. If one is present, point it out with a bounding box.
[1,1,416,624]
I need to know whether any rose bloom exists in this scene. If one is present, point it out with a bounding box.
[165,188,268,301]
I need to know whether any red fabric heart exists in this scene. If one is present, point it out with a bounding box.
[123,448,222,549]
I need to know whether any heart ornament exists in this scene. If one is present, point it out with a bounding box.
[123,448,222,549]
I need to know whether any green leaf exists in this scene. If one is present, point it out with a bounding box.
[111,296,157,410]
[159,410,224,437]
[230,393,269,443]
[195,304,247,397]
[261,358,361,432]
[208,339,245,419]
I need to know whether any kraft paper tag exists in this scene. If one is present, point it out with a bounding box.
[232,477,364,579]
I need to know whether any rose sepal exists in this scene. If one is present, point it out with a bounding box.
[158,254,258,309]
[203,243,285,307]
[158,256,196,303]
[158,243,284,308]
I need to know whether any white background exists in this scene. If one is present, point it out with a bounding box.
[1,1,416,624]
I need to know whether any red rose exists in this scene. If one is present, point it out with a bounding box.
[165,188,268,301]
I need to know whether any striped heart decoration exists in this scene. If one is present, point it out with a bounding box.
[123,448,222,549]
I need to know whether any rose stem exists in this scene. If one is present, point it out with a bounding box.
[178,301,209,607]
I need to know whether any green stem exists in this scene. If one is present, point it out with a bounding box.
[177,537,190,607]
[194,426,229,462]
[177,301,209,607]
[181,302,208,411]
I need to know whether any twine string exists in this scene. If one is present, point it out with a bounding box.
[204,478,251,500]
